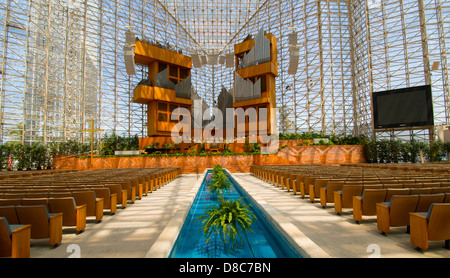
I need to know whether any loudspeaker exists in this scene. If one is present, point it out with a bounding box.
[437,125,450,143]
[125,30,136,45]
[208,54,218,66]
[192,53,202,68]
[201,55,208,65]
[432,61,440,70]
[123,45,136,75]
[288,57,298,75]
[288,32,299,75]
[226,53,234,68]
[288,47,299,75]
[288,32,297,47]
[219,55,226,65]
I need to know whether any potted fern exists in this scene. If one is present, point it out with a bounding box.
[198,196,256,248]
[208,165,231,195]
[209,171,229,194]
[11,142,26,171]
[366,139,378,163]
[443,142,450,161]
[198,164,256,249]
[400,141,411,163]
[410,139,421,163]
[389,139,402,163]
[30,142,46,170]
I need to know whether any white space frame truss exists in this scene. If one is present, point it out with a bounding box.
[0,0,448,145]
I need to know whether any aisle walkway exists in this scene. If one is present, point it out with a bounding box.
[29,172,449,258]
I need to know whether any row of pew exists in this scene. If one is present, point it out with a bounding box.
[342,162,450,174]
[250,164,450,251]
[0,167,182,258]
[0,169,79,180]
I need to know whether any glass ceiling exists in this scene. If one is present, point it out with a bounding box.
[162,0,264,55]
[0,0,449,144]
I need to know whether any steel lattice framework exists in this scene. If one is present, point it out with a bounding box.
[0,0,449,144]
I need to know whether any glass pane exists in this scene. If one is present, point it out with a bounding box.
[158,112,167,122]
[180,68,189,79]
[169,65,178,77]
[158,102,167,111]
[169,104,178,113]
[260,75,266,92]
[158,62,167,73]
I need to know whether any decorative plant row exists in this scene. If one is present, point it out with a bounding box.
[279,132,367,145]
[0,133,139,171]
[363,138,450,163]
[143,141,261,155]
[197,164,256,248]
[6,131,448,170]
[0,140,92,171]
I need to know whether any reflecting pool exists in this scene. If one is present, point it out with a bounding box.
[169,170,303,258]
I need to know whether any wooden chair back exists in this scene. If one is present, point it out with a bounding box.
[389,195,420,227]
[48,197,77,226]
[341,185,363,208]
[361,189,387,216]
[385,188,410,202]
[15,205,50,239]
[410,188,433,195]
[0,217,12,257]
[0,199,21,206]
[72,191,96,217]
[325,182,344,203]
[21,198,49,209]
[0,206,19,224]
[92,188,112,208]
[428,203,450,240]
[415,194,445,212]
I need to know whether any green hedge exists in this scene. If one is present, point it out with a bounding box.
[76,152,268,158]
[6,132,444,170]
[363,138,450,163]
[278,132,367,145]
[0,133,139,170]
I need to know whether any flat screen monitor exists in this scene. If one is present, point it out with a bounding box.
[372,85,434,129]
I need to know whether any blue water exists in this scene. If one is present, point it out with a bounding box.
[169,170,302,258]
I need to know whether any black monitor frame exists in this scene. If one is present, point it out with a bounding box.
[372,85,434,130]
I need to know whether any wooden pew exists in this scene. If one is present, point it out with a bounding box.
[0,217,31,258]
[410,203,450,250]
[15,205,63,246]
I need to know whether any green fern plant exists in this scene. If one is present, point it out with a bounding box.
[199,164,257,248]
[212,164,223,175]
[209,165,231,195]
[198,196,256,247]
